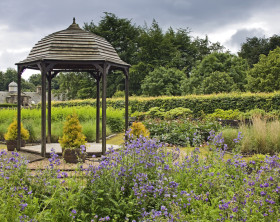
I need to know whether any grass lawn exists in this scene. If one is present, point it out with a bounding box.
[107,133,125,145]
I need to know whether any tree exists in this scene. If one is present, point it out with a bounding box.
[3,68,17,90]
[246,47,280,92]
[141,67,186,96]
[0,71,4,91]
[84,12,140,65]
[201,71,235,94]
[1,68,36,92]
[54,72,96,100]
[28,74,41,87]
[181,52,248,94]
[239,35,280,67]
[137,20,177,67]
[129,62,154,96]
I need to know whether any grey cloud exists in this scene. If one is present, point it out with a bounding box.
[1,0,278,33]
[227,28,266,48]
[1,0,280,73]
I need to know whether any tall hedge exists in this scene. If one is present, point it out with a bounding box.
[51,92,280,115]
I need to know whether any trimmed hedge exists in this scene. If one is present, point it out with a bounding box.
[0,103,17,108]
[51,92,280,116]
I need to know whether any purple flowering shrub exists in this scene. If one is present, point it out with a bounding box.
[0,132,279,221]
[81,132,280,221]
[0,148,85,221]
[80,135,181,221]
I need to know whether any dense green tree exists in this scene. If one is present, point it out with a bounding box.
[84,12,140,65]
[129,62,154,96]
[0,71,4,91]
[83,13,225,96]
[239,35,280,67]
[54,72,96,100]
[201,71,235,94]
[0,68,36,92]
[246,47,280,92]
[28,73,61,91]
[21,81,36,92]
[141,67,186,96]
[182,52,248,94]
[3,68,17,90]
[137,20,177,67]
[28,74,41,87]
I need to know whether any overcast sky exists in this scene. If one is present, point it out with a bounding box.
[0,0,279,79]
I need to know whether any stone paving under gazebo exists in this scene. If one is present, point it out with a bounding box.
[22,142,121,158]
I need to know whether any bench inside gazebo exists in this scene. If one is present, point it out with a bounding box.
[15,18,130,157]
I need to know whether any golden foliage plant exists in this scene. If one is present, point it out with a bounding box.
[4,120,30,141]
[59,113,86,149]
[130,122,150,138]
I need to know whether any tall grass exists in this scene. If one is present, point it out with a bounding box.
[240,117,280,154]
[221,117,280,154]
[0,106,124,143]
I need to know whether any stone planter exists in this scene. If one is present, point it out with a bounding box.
[6,140,25,151]
[62,147,86,163]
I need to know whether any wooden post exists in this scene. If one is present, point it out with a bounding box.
[41,65,47,157]
[102,65,108,155]
[47,72,52,143]
[125,69,129,134]
[96,73,100,143]
[17,67,22,149]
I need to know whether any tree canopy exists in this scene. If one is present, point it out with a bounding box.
[246,47,280,92]
[181,52,248,94]
[141,67,186,96]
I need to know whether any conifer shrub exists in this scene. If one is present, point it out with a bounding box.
[4,120,29,141]
[59,113,86,149]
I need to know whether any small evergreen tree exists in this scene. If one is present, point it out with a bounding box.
[5,120,29,141]
[59,113,86,149]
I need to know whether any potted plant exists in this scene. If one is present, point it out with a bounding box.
[59,113,87,163]
[5,120,30,151]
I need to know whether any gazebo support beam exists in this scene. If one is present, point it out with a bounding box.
[40,64,47,157]
[47,72,52,143]
[102,64,110,155]
[96,73,100,143]
[17,67,23,150]
[125,69,129,134]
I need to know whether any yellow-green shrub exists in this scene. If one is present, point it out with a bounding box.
[59,113,86,149]
[4,120,30,141]
[130,122,150,138]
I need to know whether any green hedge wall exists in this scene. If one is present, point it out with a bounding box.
[51,92,280,115]
[0,103,17,108]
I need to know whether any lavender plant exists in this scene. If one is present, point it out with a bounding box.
[0,130,279,221]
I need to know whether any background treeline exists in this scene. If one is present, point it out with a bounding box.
[1,12,280,98]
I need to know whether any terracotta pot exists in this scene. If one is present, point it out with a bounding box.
[6,140,24,151]
[62,147,86,163]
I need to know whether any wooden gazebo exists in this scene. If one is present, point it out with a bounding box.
[16,18,130,157]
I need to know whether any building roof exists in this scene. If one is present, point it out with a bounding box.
[0,92,10,104]
[9,81,17,87]
[16,18,129,70]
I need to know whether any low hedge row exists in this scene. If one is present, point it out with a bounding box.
[0,103,17,108]
[51,92,280,116]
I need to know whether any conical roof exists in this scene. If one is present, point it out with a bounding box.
[16,18,129,69]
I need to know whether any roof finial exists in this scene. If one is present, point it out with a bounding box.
[73,17,76,24]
